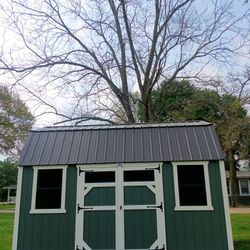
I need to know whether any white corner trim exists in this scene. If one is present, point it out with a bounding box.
[12,166,23,250]
[172,161,213,211]
[30,165,68,214]
[219,160,234,250]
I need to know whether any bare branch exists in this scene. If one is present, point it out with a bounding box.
[0,0,249,124]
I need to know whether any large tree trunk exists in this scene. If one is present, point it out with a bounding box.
[123,96,135,124]
[141,89,156,123]
[141,90,150,123]
[228,149,239,207]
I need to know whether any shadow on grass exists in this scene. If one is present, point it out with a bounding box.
[234,240,250,250]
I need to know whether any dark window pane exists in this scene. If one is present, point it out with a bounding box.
[124,170,154,182]
[10,189,16,196]
[35,169,62,209]
[37,169,62,188]
[85,171,115,183]
[177,165,207,206]
[240,180,249,194]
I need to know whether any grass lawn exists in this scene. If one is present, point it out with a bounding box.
[231,213,250,250]
[0,211,249,250]
[0,213,14,250]
[0,204,15,210]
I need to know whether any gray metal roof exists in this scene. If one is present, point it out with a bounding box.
[18,121,224,166]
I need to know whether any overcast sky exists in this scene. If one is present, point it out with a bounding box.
[0,0,249,129]
[0,0,250,126]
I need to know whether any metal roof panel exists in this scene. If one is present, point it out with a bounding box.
[49,131,66,165]
[68,130,82,165]
[124,129,134,162]
[19,122,224,166]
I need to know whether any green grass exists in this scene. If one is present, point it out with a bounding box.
[0,213,14,250]
[0,212,249,250]
[231,213,250,250]
[0,204,15,210]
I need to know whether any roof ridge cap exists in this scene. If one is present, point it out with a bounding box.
[31,121,212,132]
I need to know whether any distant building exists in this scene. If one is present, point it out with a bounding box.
[1,185,16,203]
[226,170,250,206]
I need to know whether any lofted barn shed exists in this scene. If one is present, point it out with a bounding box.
[13,122,233,250]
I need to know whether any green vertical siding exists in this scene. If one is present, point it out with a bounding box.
[124,186,155,205]
[84,210,116,249]
[17,166,77,250]
[124,209,157,249]
[163,161,228,250]
[84,187,115,206]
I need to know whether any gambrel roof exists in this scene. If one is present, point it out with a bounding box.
[19,121,224,166]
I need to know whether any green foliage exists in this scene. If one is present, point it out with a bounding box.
[0,161,17,191]
[0,85,34,156]
[182,90,222,122]
[138,80,196,122]
[0,161,17,202]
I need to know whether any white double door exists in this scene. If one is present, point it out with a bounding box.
[75,163,166,250]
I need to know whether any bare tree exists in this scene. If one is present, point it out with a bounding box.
[0,0,249,124]
[227,67,250,103]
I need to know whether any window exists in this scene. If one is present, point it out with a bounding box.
[239,179,250,195]
[177,165,207,206]
[85,171,115,183]
[173,161,213,210]
[30,166,67,214]
[124,170,154,182]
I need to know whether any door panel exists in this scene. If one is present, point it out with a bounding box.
[75,164,166,250]
[83,211,116,250]
[124,186,156,205]
[124,209,157,249]
[84,187,115,206]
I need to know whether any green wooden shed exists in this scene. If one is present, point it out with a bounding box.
[13,122,233,250]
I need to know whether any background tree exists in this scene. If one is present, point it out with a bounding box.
[0,160,17,202]
[0,0,249,124]
[137,80,196,121]
[0,85,34,156]
[141,80,250,206]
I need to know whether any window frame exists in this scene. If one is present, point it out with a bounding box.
[226,180,231,196]
[172,161,213,211]
[238,179,250,196]
[30,166,67,214]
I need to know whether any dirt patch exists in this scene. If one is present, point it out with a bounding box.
[230,207,250,214]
